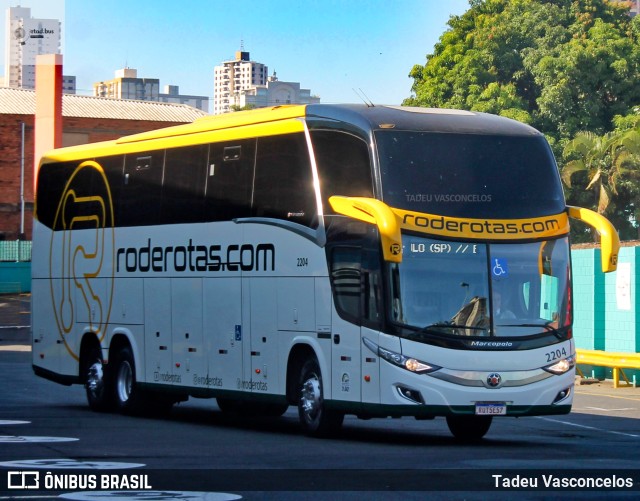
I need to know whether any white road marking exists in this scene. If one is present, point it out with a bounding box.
[535,416,640,439]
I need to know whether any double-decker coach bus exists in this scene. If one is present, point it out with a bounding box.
[32,104,619,440]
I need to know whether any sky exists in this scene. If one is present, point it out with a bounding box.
[1,0,470,107]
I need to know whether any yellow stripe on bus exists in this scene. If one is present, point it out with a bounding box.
[39,113,307,165]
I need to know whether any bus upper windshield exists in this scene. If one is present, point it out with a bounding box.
[376,131,565,219]
[389,235,571,338]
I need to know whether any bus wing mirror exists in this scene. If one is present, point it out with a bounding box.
[329,196,402,263]
[567,206,619,273]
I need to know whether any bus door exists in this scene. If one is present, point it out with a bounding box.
[203,277,243,392]
[330,246,362,403]
[329,246,382,405]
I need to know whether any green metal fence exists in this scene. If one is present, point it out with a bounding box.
[0,241,32,262]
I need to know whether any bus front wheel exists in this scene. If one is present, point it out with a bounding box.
[297,358,343,436]
[446,415,492,441]
[83,345,113,412]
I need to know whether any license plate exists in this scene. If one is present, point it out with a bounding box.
[475,403,507,415]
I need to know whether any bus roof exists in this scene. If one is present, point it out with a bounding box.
[40,104,543,164]
[305,104,542,137]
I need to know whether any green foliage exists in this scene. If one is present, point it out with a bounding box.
[406,0,640,143]
[406,0,640,240]
[229,104,256,112]
[562,128,640,240]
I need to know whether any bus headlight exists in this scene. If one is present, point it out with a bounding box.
[543,355,575,375]
[363,337,440,374]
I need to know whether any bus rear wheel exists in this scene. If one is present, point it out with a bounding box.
[297,358,343,436]
[112,346,144,414]
[446,415,492,441]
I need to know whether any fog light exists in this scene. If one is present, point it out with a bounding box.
[552,386,572,404]
[396,385,424,404]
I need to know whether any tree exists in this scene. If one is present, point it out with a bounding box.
[405,0,640,144]
[229,104,256,112]
[562,128,640,239]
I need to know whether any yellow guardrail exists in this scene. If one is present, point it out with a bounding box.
[576,349,640,388]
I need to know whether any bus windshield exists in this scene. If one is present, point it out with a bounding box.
[389,235,571,338]
[376,131,565,219]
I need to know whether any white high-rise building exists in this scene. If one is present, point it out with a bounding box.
[4,6,61,90]
[213,51,268,114]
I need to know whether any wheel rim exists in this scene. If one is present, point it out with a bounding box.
[86,361,104,398]
[300,374,322,423]
[116,360,133,404]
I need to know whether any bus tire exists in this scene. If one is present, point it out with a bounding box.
[446,415,492,441]
[297,358,343,436]
[83,345,113,412]
[112,346,143,414]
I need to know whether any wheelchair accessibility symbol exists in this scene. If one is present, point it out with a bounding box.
[492,258,508,279]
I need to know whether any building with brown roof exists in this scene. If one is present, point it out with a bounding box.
[0,87,207,240]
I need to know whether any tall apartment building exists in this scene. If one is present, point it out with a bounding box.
[3,6,75,93]
[213,51,268,114]
[93,68,209,112]
[4,6,64,90]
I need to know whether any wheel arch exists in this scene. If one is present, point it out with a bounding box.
[285,342,325,404]
[78,331,103,379]
[107,329,140,376]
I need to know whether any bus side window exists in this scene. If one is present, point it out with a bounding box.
[98,155,124,225]
[36,161,75,229]
[310,130,373,213]
[205,139,255,221]
[162,145,208,224]
[252,133,318,228]
[121,150,165,227]
[331,246,362,323]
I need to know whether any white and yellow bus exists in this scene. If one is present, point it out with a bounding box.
[32,104,619,439]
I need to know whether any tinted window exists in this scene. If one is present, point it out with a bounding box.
[36,162,73,229]
[36,156,122,230]
[98,155,124,225]
[377,132,565,218]
[205,139,255,221]
[162,145,208,224]
[121,150,165,226]
[252,133,317,227]
[331,247,362,322]
[310,130,373,214]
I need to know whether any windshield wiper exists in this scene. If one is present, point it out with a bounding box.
[420,321,489,334]
[496,322,563,338]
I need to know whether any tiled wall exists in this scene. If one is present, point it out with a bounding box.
[572,246,640,380]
